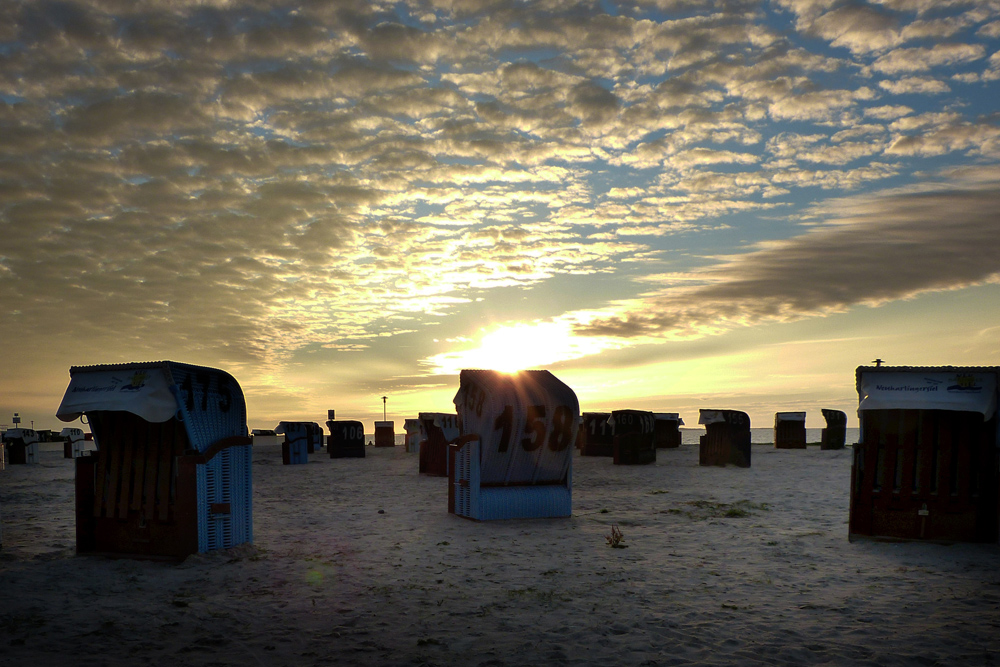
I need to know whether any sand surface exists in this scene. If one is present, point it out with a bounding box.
[2,444,999,666]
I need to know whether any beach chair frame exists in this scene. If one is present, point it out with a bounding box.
[820,409,847,450]
[698,409,751,468]
[448,370,578,521]
[849,366,1000,543]
[327,419,366,458]
[774,412,807,450]
[418,413,459,476]
[611,410,656,465]
[579,412,614,457]
[58,361,252,559]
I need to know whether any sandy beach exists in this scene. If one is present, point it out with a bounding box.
[1,443,999,666]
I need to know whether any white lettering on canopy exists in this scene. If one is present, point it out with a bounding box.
[56,366,177,423]
[858,371,998,420]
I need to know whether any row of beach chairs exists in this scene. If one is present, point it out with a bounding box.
[37,360,1000,561]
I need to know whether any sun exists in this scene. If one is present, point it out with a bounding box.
[426,321,621,374]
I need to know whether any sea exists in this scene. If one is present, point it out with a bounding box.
[376,427,861,447]
[681,427,860,446]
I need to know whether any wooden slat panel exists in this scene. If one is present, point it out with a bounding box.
[953,414,973,502]
[897,410,919,497]
[142,418,161,522]
[129,418,148,513]
[156,419,181,522]
[936,412,954,499]
[104,415,126,518]
[913,410,935,497]
[92,413,112,517]
[117,414,136,520]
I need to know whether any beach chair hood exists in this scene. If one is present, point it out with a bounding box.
[57,362,180,423]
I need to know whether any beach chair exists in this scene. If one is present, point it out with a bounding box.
[448,370,579,521]
[327,420,365,458]
[275,421,314,464]
[2,429,39,465]
[611,410,656,465]
[374,421,395,447]
[579,412,614,456]
[849,366,1000,543]
[301,422,323,453]
[61,427,87,458]
[418,413,460,476]
[774,412,807,449]
[653,413,683,449]
[698,409,751,468]
[403,418,422,453]
[56,361,253,559]
[820,409,847,450]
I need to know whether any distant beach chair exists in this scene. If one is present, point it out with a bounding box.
[449,370,579,520]
[653,413,684,449]
[611,410,656,465]
[698,409,751,468]
[418,412,460,476]
[820,409,847,450]
[374,420,395,447]
[403,418,422,453]
[327,419,365,458]
[56,361,253,559]
[849,365,1000,543]
[275,421,315,465]
[60,427,87,459]
[774,412,807,449]
[579,412,614,456]
[1,428,40,465]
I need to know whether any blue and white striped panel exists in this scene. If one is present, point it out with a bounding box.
[478,485,571,521]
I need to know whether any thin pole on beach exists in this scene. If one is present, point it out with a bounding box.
[381,396,387,421]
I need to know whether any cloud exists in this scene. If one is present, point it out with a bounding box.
[766,132,888,166]
[809,4,903,55]
[572,168,1000,339]
[886,119,1000,157]
[979,21,1000,38]
[879,76,951,94]
[873,42,986,74]
[864,104,914,120]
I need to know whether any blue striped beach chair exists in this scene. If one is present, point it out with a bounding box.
[449,370,579,521]
[57,361,253,559]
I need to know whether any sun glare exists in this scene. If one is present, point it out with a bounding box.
[426,321,621,374]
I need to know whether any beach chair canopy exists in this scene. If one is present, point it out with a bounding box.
[655,413,684,425]
[856,367,998,420]
[609,410,655,434]
[775,412,806,423]
[821,409,847,425]
[56,361,248,452]
[57,363,180,424]
[60,427,86,443]
[698,409,749,427]
[453,369,579,485]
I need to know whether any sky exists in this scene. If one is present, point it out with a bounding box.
[2,0,1000,433]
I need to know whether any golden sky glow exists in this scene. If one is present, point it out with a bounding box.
[427,322,626,374]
